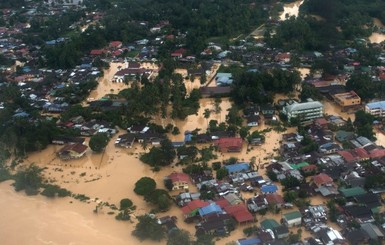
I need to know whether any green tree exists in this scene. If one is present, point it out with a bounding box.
[145,189,171,210]
[134,177,156,196]
[132,215,165,241]
[13,164,43,195]
[120,198,134,210]
[216,167,229,180]
[89,133,109,153]
[167,229,192,245]
[354,110,376,140]
[140,139,176,168]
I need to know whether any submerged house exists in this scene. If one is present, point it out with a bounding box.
[57,143,88,160]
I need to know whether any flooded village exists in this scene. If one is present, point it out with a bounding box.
[2,0,385,245]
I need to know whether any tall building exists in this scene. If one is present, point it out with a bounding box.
[365,101,385,117]
[283,100,324,124]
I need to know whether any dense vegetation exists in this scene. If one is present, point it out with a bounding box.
[231,69,301,106]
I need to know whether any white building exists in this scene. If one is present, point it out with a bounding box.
[283,100,324,124]
[365,101,385,117]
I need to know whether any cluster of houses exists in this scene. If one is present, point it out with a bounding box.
[150,110,385,244]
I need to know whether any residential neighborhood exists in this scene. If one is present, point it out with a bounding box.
[1,0,385,245]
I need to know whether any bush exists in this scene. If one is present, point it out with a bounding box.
[120,198,133,210]
[212,161,221,170]
[115,210,131,221]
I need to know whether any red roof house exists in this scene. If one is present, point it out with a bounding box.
[369,148,385,159]
[167,172,191,190]
[214,137,243,152]
[109,41,122,49]
[313,173,333,187]
[181,199,209,217]
[224,204,254,223]
[90,49,105,56]
[57,143,88,160]
[171,48,187,58]
[265,193,284,208]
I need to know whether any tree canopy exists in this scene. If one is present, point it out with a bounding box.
[132,215,165,241]
[134,177,156,196]
[89,133,109,153]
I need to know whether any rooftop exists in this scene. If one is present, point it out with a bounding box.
[366,101,385,110]
[285,100,323,114]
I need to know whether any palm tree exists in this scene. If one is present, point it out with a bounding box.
[203,108,211,127]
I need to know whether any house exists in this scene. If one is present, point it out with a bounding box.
[283,100,324,124]
[339,187,367,198]
[344,229,370,245]
[247,115,261,127]
[319,142,342,154]
[247,195,268,213]
[175,192,201,207]
[171,48,187,59]
[313,173,333,188]
[332,91,361,107]
[225,163,250,174]
[195,213,233,236]
[344,205,374,223]
[223,193,243,205]
[265,193,284,208]
[215,73,233,86]
[214,137,243,152]
[127,125,149,134]
[365,101,385,117]
[282,211,302,227]
[199,86,232,97]
[236,238,262,245]
[115,133,136,148]
[261,184,278,194]
[314,117,329,128]
[260,104,276,121]
[361,223,384,241]
[57,143,88,160]
[181,199,209,218]
[354,193,382,211]
[342,171,366,188]
[224,204,254,224]
[335,130,355,142]
[198,203,223,218]
[261,218,280,230]
[52,136,85,145]
[109,41,122,49]
[274,225,290,239]
[166,172,191,190]
[316,228,345,245]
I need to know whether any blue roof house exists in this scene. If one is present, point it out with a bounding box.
[236,237,262,245]
[261,184,278,194]
[198,203,222,217]
[225,163,250,174]
[215,73,233,86]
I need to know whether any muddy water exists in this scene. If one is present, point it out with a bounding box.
[280,0,304,21]
[369,18,385,44]
[87,62,159,101]
[0,180,160,245]
[323,100,355,121]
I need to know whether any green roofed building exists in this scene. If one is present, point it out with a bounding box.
[290,162,309,170]
[282,211,302,227]
[339,187,367,198]
[261,219,280,230]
